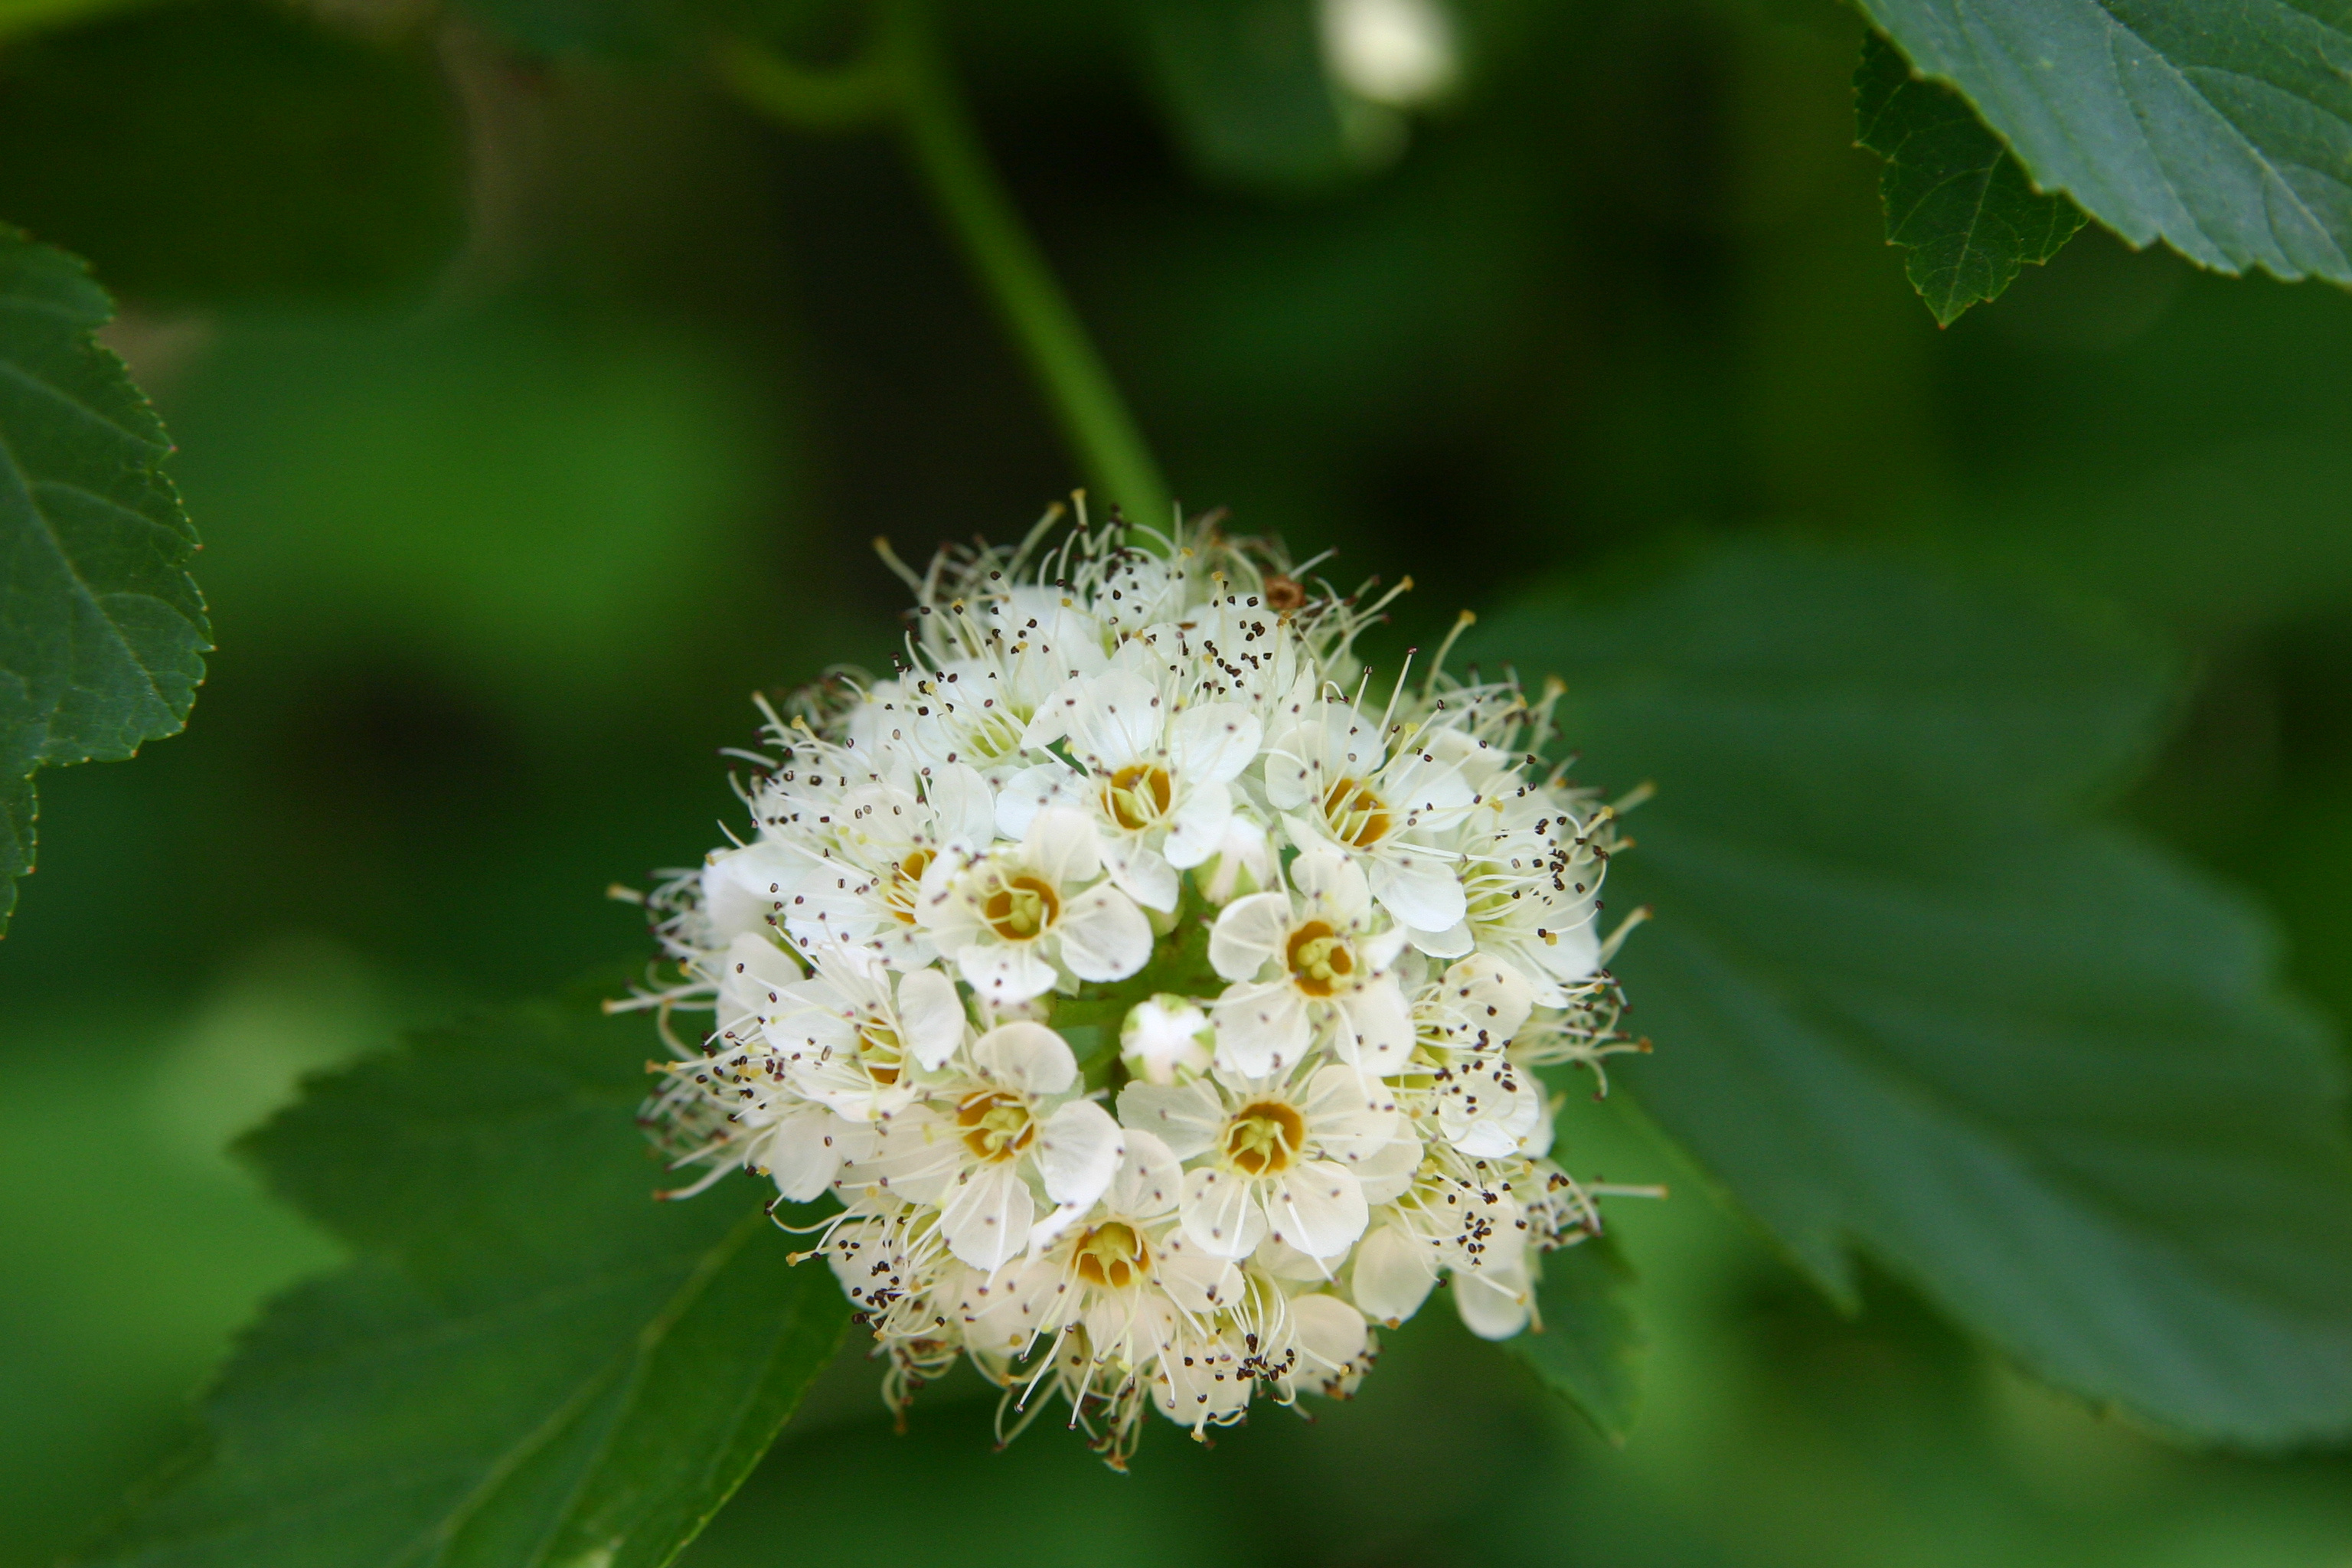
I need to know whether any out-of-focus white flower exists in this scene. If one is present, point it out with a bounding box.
[1320,0,1458,109]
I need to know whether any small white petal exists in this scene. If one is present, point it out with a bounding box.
[1037,1099,1123,1208]
[1266,1160,1369,1259]
[1208,891,1294,982]
[1023,805,1102,885]
[1210,982,1312,1077]
[894,965,966,1069]
[1334,978,1413,1074]
[941,1162,1036,1272]
[953,941,1058,1005]
[1453,1259,1532,1340]
[1350,1224,1438,1325]
[1116,1080,1227,1161]
[1181,1166,1267,1259]
[1368,848,1467,932]
[1165,703,1263,785]
[972,1019,1079,1094]
[1106,1129,1184,1217]
[1057,885,1152,982]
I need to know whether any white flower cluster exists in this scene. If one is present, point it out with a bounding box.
[637,507,1645,1465]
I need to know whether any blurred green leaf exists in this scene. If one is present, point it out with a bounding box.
[1504,1236,1642,1445]
[1135,0,1390,194]
[0,772,28,926]
[79,990,847,1568]
[452,0,760,58]
[1853,0,2352,286]
[1474,543,2352,1446]
[0,227,204,935]
[1853,31,2084,325]
[0,1,465,305]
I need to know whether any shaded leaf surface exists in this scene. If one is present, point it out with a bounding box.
[1475,544,2352,1445]
[0,227,205,932]
[1504,1237,1642,1444]
[1855,0,2352,284]
[79,991,846,1568]
[1854,30,2086,324]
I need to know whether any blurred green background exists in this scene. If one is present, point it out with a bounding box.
[5,0,2352,1563]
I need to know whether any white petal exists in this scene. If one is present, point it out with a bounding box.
[1208,891,1294,982]
[1452,1259,1532,1340]
[941,1162,1036,1272]
[701,842,802,942]
[1023,805,1102,885]
[1181,1167,1267,1259]
[1018,675,1086,750]
[752,1104,858,1203]
[717,932,804,1027]
[1299,1064,1400,1163]
[1210,982,1312,1077]
[1165,703,1263,784]
[893,965,966,1069]
[1106,1129,1184,1218]
[1265,1160,1368,1258]
[1288,849,1369,919]
[1161,779,1233,870]
[1056,885,1152,982]
[1334,978,1414,1074]
[1368,847,1466,932]
[1439,952,1536,1047]
[994,764,1069,842]
[1037,1099,1123,1207]
[928,762,999,851]
[1282,1292,1370,1398]
[1349,1223,1438,1325]
[953,940,1058,1005]
[1407,919,1475,959]
[1104,839,1180,913]
[1066,671,1162,766]
[1351,1126,1423,1206]
[1116,1080,1227,1161]
[972,1019,1078,1094]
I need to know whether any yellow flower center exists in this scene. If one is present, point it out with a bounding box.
[1222,1100,1307,1176]
[957,1091,1037,1162]
[858,1020,903,1086]
[983,874,1060,941]
[886,848,932,926]
[1321,776,1391,848]
[1073,1221,1150,1289]
[1285,920,1355,998]
[1102,763,1174,831]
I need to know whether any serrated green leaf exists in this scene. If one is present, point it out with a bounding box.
[1854,31,2086,325]
[77,991,847,1568]
[1854,0,2352,286]
[1472,544,2352,1446]
[0,2,466,306]
[1503,1237,1642,1445]
[0,227,206,933]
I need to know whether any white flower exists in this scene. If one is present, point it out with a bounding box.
[844,1020,1122,1271]
[1452,784,1611,1004]
[1001,670,1262,911]
[1118,1061,1408,1262]
[1414,952,1548,1156]
[633,508,1653,1462]
[1263,696,1477,941]
[1207,851,1413,1076]
[919,806,1153,1004]
[1120,995,1213,1085]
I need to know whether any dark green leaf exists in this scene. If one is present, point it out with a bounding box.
[0,227,205,933]
[452,0,759,59]
[1854,0,2352,286]
[77,989,848,1568]
[1473,543,2352,1446]
[1854,30,2086,325]
[1504,1237,1642,1445]
[0,2,466,305]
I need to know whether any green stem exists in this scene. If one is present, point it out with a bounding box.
[720,5,1175,529]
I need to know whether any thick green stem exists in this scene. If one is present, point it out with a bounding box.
[720,6,1175,529]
